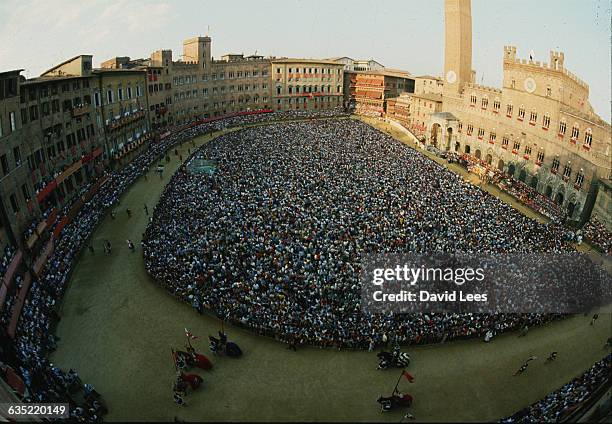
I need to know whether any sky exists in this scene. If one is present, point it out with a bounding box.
[0,0,610,121]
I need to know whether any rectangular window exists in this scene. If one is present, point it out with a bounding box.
[13,146,21,166]
[9,112,16,132]
[118,88,123,101]
[0,154,9,175]
[107,90,113,104]
[29,105,38,121]
[9,194,19,213]
[21,184,30,202]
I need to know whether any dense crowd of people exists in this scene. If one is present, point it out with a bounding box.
[0,109,346,418]
[0,109,608,418]
[142,119,602,350]
[582,217,612,255]
[500,354,611,423]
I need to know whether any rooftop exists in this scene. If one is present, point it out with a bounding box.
[415,75,442,81]
[41,54,92,77]
[271,58,344,65]
[411,92,443,102]
[0,69,24,77]
[431,111,459,121]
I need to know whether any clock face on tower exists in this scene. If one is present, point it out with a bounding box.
[446,70,457,84]
[524,77,537,93]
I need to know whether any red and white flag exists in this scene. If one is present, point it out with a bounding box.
[185,328,199,340]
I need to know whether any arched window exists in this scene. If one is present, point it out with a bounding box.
[551,157,560,173]
[571,123,580,139]
[481,97,488,109]
[529,109,537,124]
[563,162,572,179]
[518,105,525,120]
[558,119,567,135]
[584,128,593,147]
[506,103,513,117]
[575,169,584,188]
[542,113,551,129]
[491,99,500,112]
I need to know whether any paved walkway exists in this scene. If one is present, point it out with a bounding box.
[51,123,611,422]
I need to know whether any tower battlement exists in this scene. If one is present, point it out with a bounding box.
[465,82,502,95]
[503,46,589,91]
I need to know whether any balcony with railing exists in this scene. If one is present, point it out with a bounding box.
[106,109,146,131]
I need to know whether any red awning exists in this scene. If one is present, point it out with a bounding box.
[0,284,7,312]
[36,180,58,203]
[7,272,32,338]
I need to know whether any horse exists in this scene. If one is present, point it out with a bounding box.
[210,335,243,358]
[225,341,242,358]
[377,351,411,370]
[377,392,413,412]
[177,372,203,392]
[173,349,213,371]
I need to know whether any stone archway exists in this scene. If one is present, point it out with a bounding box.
[455,141,460,152]
[545,185,553,198]
[485,154,493,165]
[430,123,442,148]
[497,159,505,171]
[446,127,453,151]
[519,169,527,183]
[465,145,471,154]
[475,149,481,159]
[567,201,577,218]
[508,163,516,176]
[555,191,564,206]
[530,176,538,190]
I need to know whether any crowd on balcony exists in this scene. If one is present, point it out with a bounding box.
[500,354,611,423]
[582,217,612,255]
[142,119,608,350]
[0,244,17,278]
[454,154,566,222]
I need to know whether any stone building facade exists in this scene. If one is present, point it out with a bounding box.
[329,57,385,72]
[270,59,344,112]
[421,0,611,221]
[350,70,415,117]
